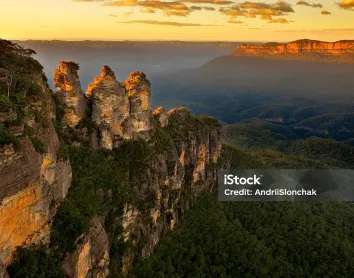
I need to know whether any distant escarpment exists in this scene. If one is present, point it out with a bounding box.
[230,39,354,63]
[1,39,222,278]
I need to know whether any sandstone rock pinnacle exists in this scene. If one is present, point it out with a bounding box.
[123,71,152,140]
[53,61,87,127]
[153,106,169,127]
[86,65,131,149]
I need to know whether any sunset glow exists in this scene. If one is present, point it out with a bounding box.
[1,0,354,41]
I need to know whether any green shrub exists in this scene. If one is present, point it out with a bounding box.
[7,246,64,278]
[0,125,19,148]
[0,94,14,112]
[30,136,45,153]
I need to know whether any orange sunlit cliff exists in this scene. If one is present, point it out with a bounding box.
[230,39,354,63]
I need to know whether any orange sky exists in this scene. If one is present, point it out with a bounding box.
[1,0,354,41]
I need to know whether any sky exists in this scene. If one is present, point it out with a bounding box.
[1,0,354,42]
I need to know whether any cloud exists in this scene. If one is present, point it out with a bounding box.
[74,0,105,2]
[219,6,248,17]
[248,9,286,16]
[268,17,289,23]
[137,1,194,16]
[76,0,296,23]
[102,0,137,6]
[296,1,322,8]
[220,1,294,21]
[312,3,322,8]
[321,10,331,15]
[261,14,273,20]
[239,1,294,12]
[203,6,216,10]
[139,1,189,10]
[164,10,191,16]
[140,7,155,13]
[116,20,222,26]
[180,0,233,4]
[228,19,243,23]
[338,0,354,9]
[190,5,216,10]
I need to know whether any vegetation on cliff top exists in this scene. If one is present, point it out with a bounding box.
[0,39,51,153]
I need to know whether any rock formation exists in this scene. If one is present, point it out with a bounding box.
[123,71,152,140]
[0,260,9,278]
[231,39,354,63]
[54,61,87,127]
[119,108,222,273]
[86,67,152,149]
[0,70,72,267]
[153,106,169,127]
[1,52,222,277]
[62,218,110,278]
[87,65,131,149]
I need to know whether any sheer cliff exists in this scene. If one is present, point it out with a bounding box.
[230,39,354,63]
[0,39,222,278]
[0,40,72,277]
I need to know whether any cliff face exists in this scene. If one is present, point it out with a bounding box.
[62,218,109,278]
[0,70,72,267]
[0,261,8,278]
[1,50,222,277]
[54,61,87,128]
[119,108,222,274]
[231,39,354,63]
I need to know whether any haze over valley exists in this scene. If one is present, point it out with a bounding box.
[18,39,354,145]
[3,0,354,276]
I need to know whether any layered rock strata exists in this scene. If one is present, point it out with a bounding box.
[231,39,354,63]
[0,73,72,267]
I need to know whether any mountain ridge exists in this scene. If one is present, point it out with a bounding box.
[230,39,354,63]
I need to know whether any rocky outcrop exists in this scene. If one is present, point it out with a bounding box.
[0,261,9,278]
[1,54,222,277]
[63,218,109,278]
[153,106,169,127]
[54,61,87,127]
[86,66,131,149]
[231,39,354,63]
[0,72,72,267]
[119,108,222,273]
[123,71,152,141]
[86,67,152,149]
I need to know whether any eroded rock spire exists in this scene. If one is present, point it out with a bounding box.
[123,71,152,140]
[86,65,131,149]
[53,61,87,127]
